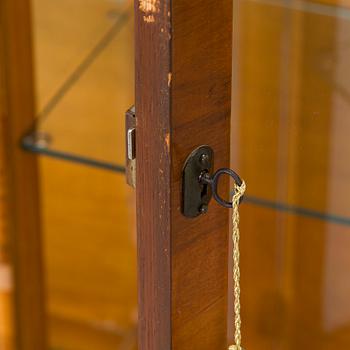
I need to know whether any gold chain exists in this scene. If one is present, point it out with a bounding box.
[228,180,246,350]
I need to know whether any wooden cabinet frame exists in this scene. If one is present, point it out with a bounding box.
[135,0,233,348]
[0,1,47,348]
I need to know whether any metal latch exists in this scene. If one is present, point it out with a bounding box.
[182,145,243,217]
[182,145,214,217]
[125,106,136,188]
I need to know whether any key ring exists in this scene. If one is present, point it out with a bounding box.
[200,168,244,208]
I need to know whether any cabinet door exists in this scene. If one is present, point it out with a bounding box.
[135,0,232,349]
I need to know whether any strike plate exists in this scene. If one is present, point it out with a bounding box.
[125,106,136,188]
[182,145,214,217]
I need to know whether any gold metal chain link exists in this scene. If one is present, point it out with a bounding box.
[228,180,246,350]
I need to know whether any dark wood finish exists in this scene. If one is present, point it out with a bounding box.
[135,1,172,348]
[0,0,47,348]
[135,0,232,348]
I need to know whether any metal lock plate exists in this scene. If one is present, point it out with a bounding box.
[182,145,214,217]
[125,106,136,188]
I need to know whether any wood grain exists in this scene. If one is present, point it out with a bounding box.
[0,0,47,348]
[135,0,172,348]
[135,0,232,348]
[171,0,232,348]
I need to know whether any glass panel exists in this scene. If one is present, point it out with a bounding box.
[232,0,350,223]
[23,0,133,172]
[231,0,350,348]
[40,159,136,349]
[28,0,136,349]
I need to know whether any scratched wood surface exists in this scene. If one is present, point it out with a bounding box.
[135,0,232,349]
[135,0,172,348]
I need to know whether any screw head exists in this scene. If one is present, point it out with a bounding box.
[199,204,208,214]
[199,154,211,169]
[200,153,209,164]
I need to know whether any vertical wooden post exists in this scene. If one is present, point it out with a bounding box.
[135,0,232,348]
[0,0,47,348]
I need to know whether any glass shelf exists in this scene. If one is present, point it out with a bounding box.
[23,5,133,173]
[230,0,350,227]
[23,0,350,227]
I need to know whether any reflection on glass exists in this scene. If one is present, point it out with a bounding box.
[232,0,350,348]
[26,0,134,171]
[30,0,136,349]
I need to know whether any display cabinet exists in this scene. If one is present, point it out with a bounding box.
[1,0,350,349]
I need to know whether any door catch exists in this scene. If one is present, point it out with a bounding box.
[182,145,243,217]
[182,145,214,217]
[125,106,136,188]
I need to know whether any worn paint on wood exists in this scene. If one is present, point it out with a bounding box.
[139,0,160,22]
[138,0,160,13]
[135,0,232,349]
